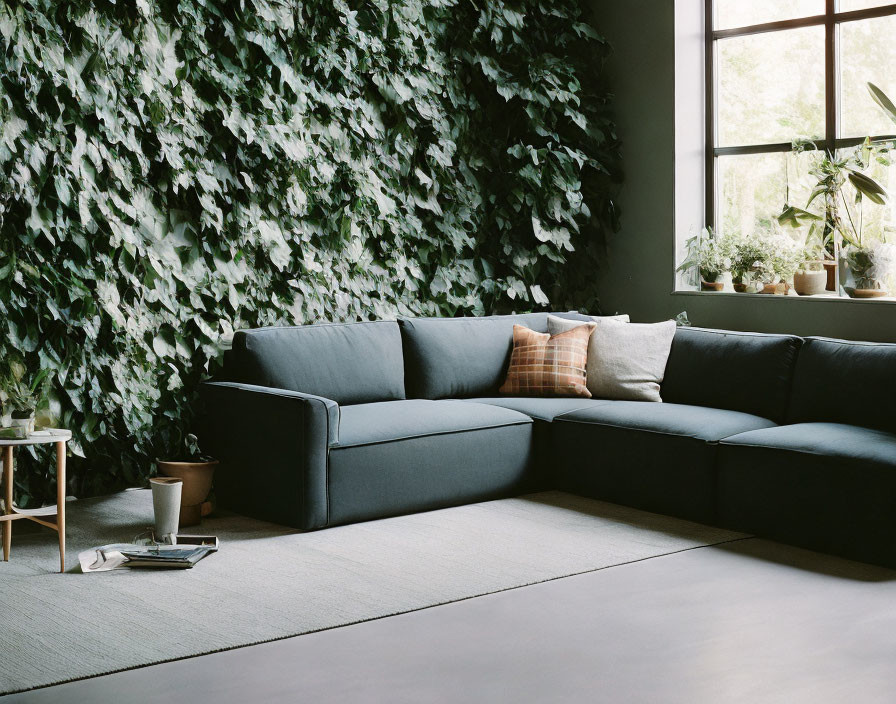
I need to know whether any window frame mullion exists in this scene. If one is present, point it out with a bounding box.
[826,0,837,152]
[705,0,716,229]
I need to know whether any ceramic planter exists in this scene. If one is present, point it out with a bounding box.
[8,413,35,437]
[733,280,766,293]
[157,459,219,527]
[839,249,889,299]
[850,288,889,298]
[758,282,792,295]
[793,269,827,296]
[701,279,724,291]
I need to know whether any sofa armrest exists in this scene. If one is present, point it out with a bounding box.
[198,381,340,530]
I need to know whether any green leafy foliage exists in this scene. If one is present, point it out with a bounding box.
[0,0,620,505]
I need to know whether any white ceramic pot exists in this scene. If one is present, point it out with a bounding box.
[150,477,183,541]
[8,415,35,436]
[793,269,827,296]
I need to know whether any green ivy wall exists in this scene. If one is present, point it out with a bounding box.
[0,0,619,504]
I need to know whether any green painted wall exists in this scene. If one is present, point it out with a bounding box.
[592,0,896,342]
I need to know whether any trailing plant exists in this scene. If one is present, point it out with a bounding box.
[0,0,620,505]
[728,231,768,287]
[727,231,800,289]
[677,227,733,283]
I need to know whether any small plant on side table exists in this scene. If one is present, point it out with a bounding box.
[0,362,49,439]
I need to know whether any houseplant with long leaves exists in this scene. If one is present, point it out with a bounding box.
[779,83,896,297]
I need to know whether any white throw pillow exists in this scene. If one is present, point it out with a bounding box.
[547,315,675,402]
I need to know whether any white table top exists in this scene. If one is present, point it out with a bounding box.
[0,429,72,447]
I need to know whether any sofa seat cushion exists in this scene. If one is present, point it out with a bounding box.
[552,402,776,523]
[720,421,896,461]
[718,423,896,568]
[328,400,535,525]
[468,397,609,422]
[333,399,532,448]
[556,402,776,441]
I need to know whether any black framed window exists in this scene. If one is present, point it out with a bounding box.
[706,0,896,236]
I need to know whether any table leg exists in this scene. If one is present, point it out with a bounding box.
[3,446,12,561]
[56,441,66,573]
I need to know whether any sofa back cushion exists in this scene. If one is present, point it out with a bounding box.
[787,337,896,431]
[661,327,803,423]
[398,313,592,399]
[231,321,405,405]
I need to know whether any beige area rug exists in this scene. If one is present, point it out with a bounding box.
[0,490,747,694]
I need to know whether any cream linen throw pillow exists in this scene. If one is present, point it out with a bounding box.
[547,315,676,402]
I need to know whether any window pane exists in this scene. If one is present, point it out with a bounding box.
[717,28,826,147]
[714,0,823,31]
[717,152,819,238]
[840,15,896,138]
[839,1,896,11]
[835,146,896,293]
[834,147,896,247]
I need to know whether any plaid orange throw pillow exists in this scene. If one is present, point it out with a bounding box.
[499,323,595,398]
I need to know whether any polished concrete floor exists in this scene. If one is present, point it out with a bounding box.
[5,537,896,704]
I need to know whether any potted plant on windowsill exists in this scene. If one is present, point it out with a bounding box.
[780,81,896,298]
[789,231,829,296]
[727,231,801,295]
[157,433,219,527]
[840,242,896,298]
[677,227,733,291]
[778,197,833,294]
[793,258,828,296]
[760,234,801,295]
[730,231,770,293]
[782,138,891,297]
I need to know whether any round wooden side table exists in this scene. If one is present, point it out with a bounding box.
[0,429,71,573]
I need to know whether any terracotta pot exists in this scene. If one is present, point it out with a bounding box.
[759,282,791,295]
[850,288,889,299]
[793,269,827,296]
[823,260,837,291]
[157,460,219,527]
[701,279,724,291]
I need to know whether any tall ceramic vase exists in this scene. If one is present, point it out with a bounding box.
[150,477,182,541]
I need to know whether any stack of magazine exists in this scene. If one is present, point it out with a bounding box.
[79,536,219,573]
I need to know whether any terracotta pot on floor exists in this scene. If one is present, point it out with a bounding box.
[157,460,219,527]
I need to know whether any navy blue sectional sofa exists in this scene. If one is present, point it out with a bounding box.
[201,315,896,569]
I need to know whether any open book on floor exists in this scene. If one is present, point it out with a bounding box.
[79,539,218,573]
[119,546,214,568]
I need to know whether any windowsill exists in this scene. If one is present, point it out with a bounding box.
[672,290,896,304]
